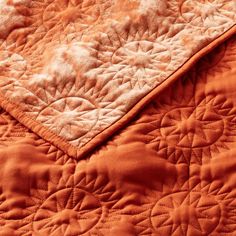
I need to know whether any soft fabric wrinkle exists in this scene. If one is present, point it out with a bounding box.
[90,143,179,193]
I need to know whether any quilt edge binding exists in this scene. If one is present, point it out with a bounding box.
[0,24,235,160]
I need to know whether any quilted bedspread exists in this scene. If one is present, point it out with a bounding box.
[0,0,236,235]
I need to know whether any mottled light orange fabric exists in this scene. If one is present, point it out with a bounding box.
[0,0,236,235]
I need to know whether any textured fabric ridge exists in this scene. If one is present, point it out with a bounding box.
[0,0,235,158]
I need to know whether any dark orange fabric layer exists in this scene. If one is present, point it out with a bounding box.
[0,33,235,235]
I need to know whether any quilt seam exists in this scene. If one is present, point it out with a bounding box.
[76,24,236,158]
[0,24,235,159]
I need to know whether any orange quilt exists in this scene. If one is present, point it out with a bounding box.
[0,0,236,235]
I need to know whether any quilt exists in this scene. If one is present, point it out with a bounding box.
[0,0,235,235]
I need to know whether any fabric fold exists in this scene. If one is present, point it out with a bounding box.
[0,32,235,235]
[0,0,235,158]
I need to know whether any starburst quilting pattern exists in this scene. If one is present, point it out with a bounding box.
[179,0,236,28]
[148,167,236,236]
[37,97,99,141]
[0,146,128,236]
[148,93,236,164]
[151,191,221,236]
[85,23,172,90]
[160,105,224,149]
[33,187,102,235]
[42,0,112,30]
[109,40,170,89]
[1,42,121,147]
